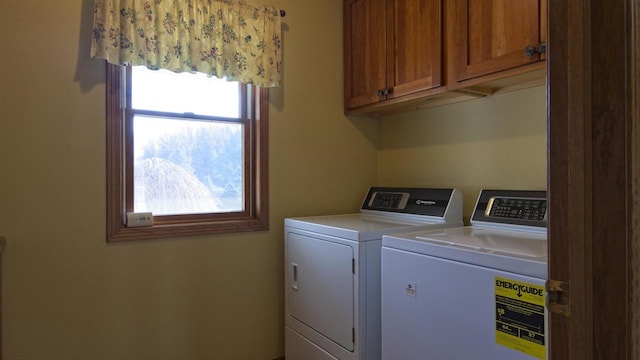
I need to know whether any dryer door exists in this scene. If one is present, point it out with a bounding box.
[287,232,355,351]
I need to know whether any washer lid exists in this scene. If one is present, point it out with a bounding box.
[383,227,548,278]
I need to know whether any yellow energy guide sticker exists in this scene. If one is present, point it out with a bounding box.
[495,277,546,359]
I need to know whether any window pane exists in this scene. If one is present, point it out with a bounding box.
[133,116,244,215]
[131,66,240,118]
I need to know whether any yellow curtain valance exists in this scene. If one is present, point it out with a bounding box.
[91,0,282,87]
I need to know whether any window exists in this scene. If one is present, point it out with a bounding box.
[106,64,269,241]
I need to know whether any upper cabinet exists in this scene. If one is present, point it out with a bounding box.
[344,0,547,115]
[447,0,547,87]
[344,0,444,112]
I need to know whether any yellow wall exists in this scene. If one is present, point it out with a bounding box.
[0,1,377,359]
[0,0,546,359]
[377,86,547,222]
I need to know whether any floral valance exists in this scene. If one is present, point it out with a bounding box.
[91,0,282,87]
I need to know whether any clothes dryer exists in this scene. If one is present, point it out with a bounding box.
[381,189,548,360]
[284,187,463,360]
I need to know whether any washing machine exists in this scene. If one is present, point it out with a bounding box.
[381,189,548,360]
[284,187,463,360]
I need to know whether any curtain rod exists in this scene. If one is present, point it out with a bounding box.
[279,9,286,17]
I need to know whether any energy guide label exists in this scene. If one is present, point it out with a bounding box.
[495,277,546,359]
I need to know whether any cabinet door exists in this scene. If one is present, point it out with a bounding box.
[344,0,387,110]
[449,0,546,83]
[388,0,443,99]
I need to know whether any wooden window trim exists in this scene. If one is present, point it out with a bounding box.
[106,64,269,242]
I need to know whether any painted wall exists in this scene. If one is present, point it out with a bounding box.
[0,0,546,359]
[0,1,377,359]
[377,86,548,222]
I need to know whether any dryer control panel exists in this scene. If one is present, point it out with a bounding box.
[368,191,410,210]
[361,187,459,218]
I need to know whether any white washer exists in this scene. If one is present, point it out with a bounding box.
[381,189,548,360]
[284,187,463,360]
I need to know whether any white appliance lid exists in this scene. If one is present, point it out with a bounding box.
[383,226,548,278]
[285,187,463,241]
[285,213,454,241]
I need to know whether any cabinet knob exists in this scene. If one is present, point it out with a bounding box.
[377,88,394,97]
[524,46,537,57]
[538,43,547,54]
[525,43,547,57]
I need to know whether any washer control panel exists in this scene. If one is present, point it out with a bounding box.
[472,190,547,228]
[486,196,547,221]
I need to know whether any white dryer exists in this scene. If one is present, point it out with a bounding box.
[284,187,463,360]
[381,189,548,360]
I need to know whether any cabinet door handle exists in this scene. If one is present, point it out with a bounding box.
[538,43,547,54]
[525,43,547,57]
[525,46,537,57]
[377,88,394,97]
[291,263,299,291]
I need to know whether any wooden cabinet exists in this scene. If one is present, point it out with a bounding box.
[343,0,386,110]
[344,0,444,112]
[344,0,547,115]
[447,0,547,87]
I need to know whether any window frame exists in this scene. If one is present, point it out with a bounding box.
[106,64,269,242]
